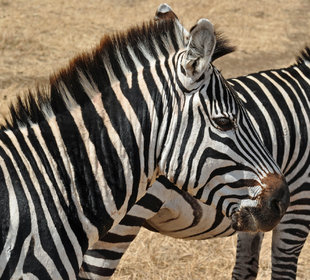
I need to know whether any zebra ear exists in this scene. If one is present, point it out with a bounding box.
[183,19,216,81]
[155,3,179,21]
[155,4,190,45]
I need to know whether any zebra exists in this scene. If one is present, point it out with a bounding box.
[77,4,299,279]
[78,6,310,280]
[0,4,289,279]
[230,48,310,280]
[79,45,310,280]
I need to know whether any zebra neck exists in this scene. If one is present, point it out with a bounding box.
[0,35,183,244]
[0,94,160,245]
[54,73,166,236]
[55,93,160,236]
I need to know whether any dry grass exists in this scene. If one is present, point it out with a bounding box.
[1,0,310,279]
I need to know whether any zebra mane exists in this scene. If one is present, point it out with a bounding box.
[295,46,310,65]
[3,19,234,130]
[213,31,235,61]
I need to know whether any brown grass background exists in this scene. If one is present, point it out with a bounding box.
[1,0,310,279]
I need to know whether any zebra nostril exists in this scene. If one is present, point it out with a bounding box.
[270,199,282,215]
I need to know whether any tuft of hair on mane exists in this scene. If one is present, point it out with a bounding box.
[3,19,235,131]
[3,18,181,130]
[212,30,236,61]
[295,46,310,65]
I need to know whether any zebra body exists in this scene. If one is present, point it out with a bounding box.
[0,6,289,279]
[79,46,310,280]
[231,50,310,280]
[79,175,235,279]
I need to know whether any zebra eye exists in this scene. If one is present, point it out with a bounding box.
[213,117,235,131]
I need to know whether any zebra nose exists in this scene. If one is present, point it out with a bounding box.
[267,183,290,217]
[262,173,290,216]
[257,174,290,231]
[230,174,289,233]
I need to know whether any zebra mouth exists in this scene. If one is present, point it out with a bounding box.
[230,207,259,232]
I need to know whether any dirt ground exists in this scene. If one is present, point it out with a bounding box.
[1,0,310,279]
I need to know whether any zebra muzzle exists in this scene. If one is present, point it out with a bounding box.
[230,173,290,232]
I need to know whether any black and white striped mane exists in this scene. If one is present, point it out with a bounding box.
[295,46,310,65]
[4,19,234,130]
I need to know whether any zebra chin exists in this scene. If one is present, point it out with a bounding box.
[230,173,290,232]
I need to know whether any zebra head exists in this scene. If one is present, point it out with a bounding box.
[155,4,289,232]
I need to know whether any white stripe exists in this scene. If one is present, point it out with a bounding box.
[108,224,141,236]
[277,69,310,178]
[11,235,32,279]
[46,116,101,252]
[27,124,84,266]
[255,72,293,172]
[90,240,131,251]
[5,129,76,278]
[96,55,149,203]
[0,133,62,279]
[232,78,277,174]
[20,273,39,280]
[69,104,118,243]
[0,154,20,276]
[58,81,79,110]
[83,254,119,269]
[77,79,136,228]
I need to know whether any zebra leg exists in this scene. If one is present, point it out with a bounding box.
[78,219,142,280]
[270,219,310,279]
[78,182,168,279]
[232,232,264,280]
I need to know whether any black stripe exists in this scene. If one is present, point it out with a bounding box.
[182,107,207,192]
[278,68,310,175]
[119,215,146,227]
[173,95,194,184]
[100,87,140,212]
[160,52,182,176]
[214,75,225,115]
[254,71,296,171]
[136,192,164,213]
[283,228,308,238]
[155,40,177,165]
[236,110,273,174]
[25,126,80,273]
[0,133,67,278]
[85,249,123,260]
[229,79,273,157]
[84,98,129,212]
[154,56,173,165]
[0,164,10,254]
[81,262,115,277]
[56,110,113,238]
[23,237,53,280]
[101,233,137,243]
[0,145,31,279]
[38,120,88,252]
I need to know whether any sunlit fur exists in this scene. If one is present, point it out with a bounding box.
[0,14,287,279]
[79,46,310,280]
